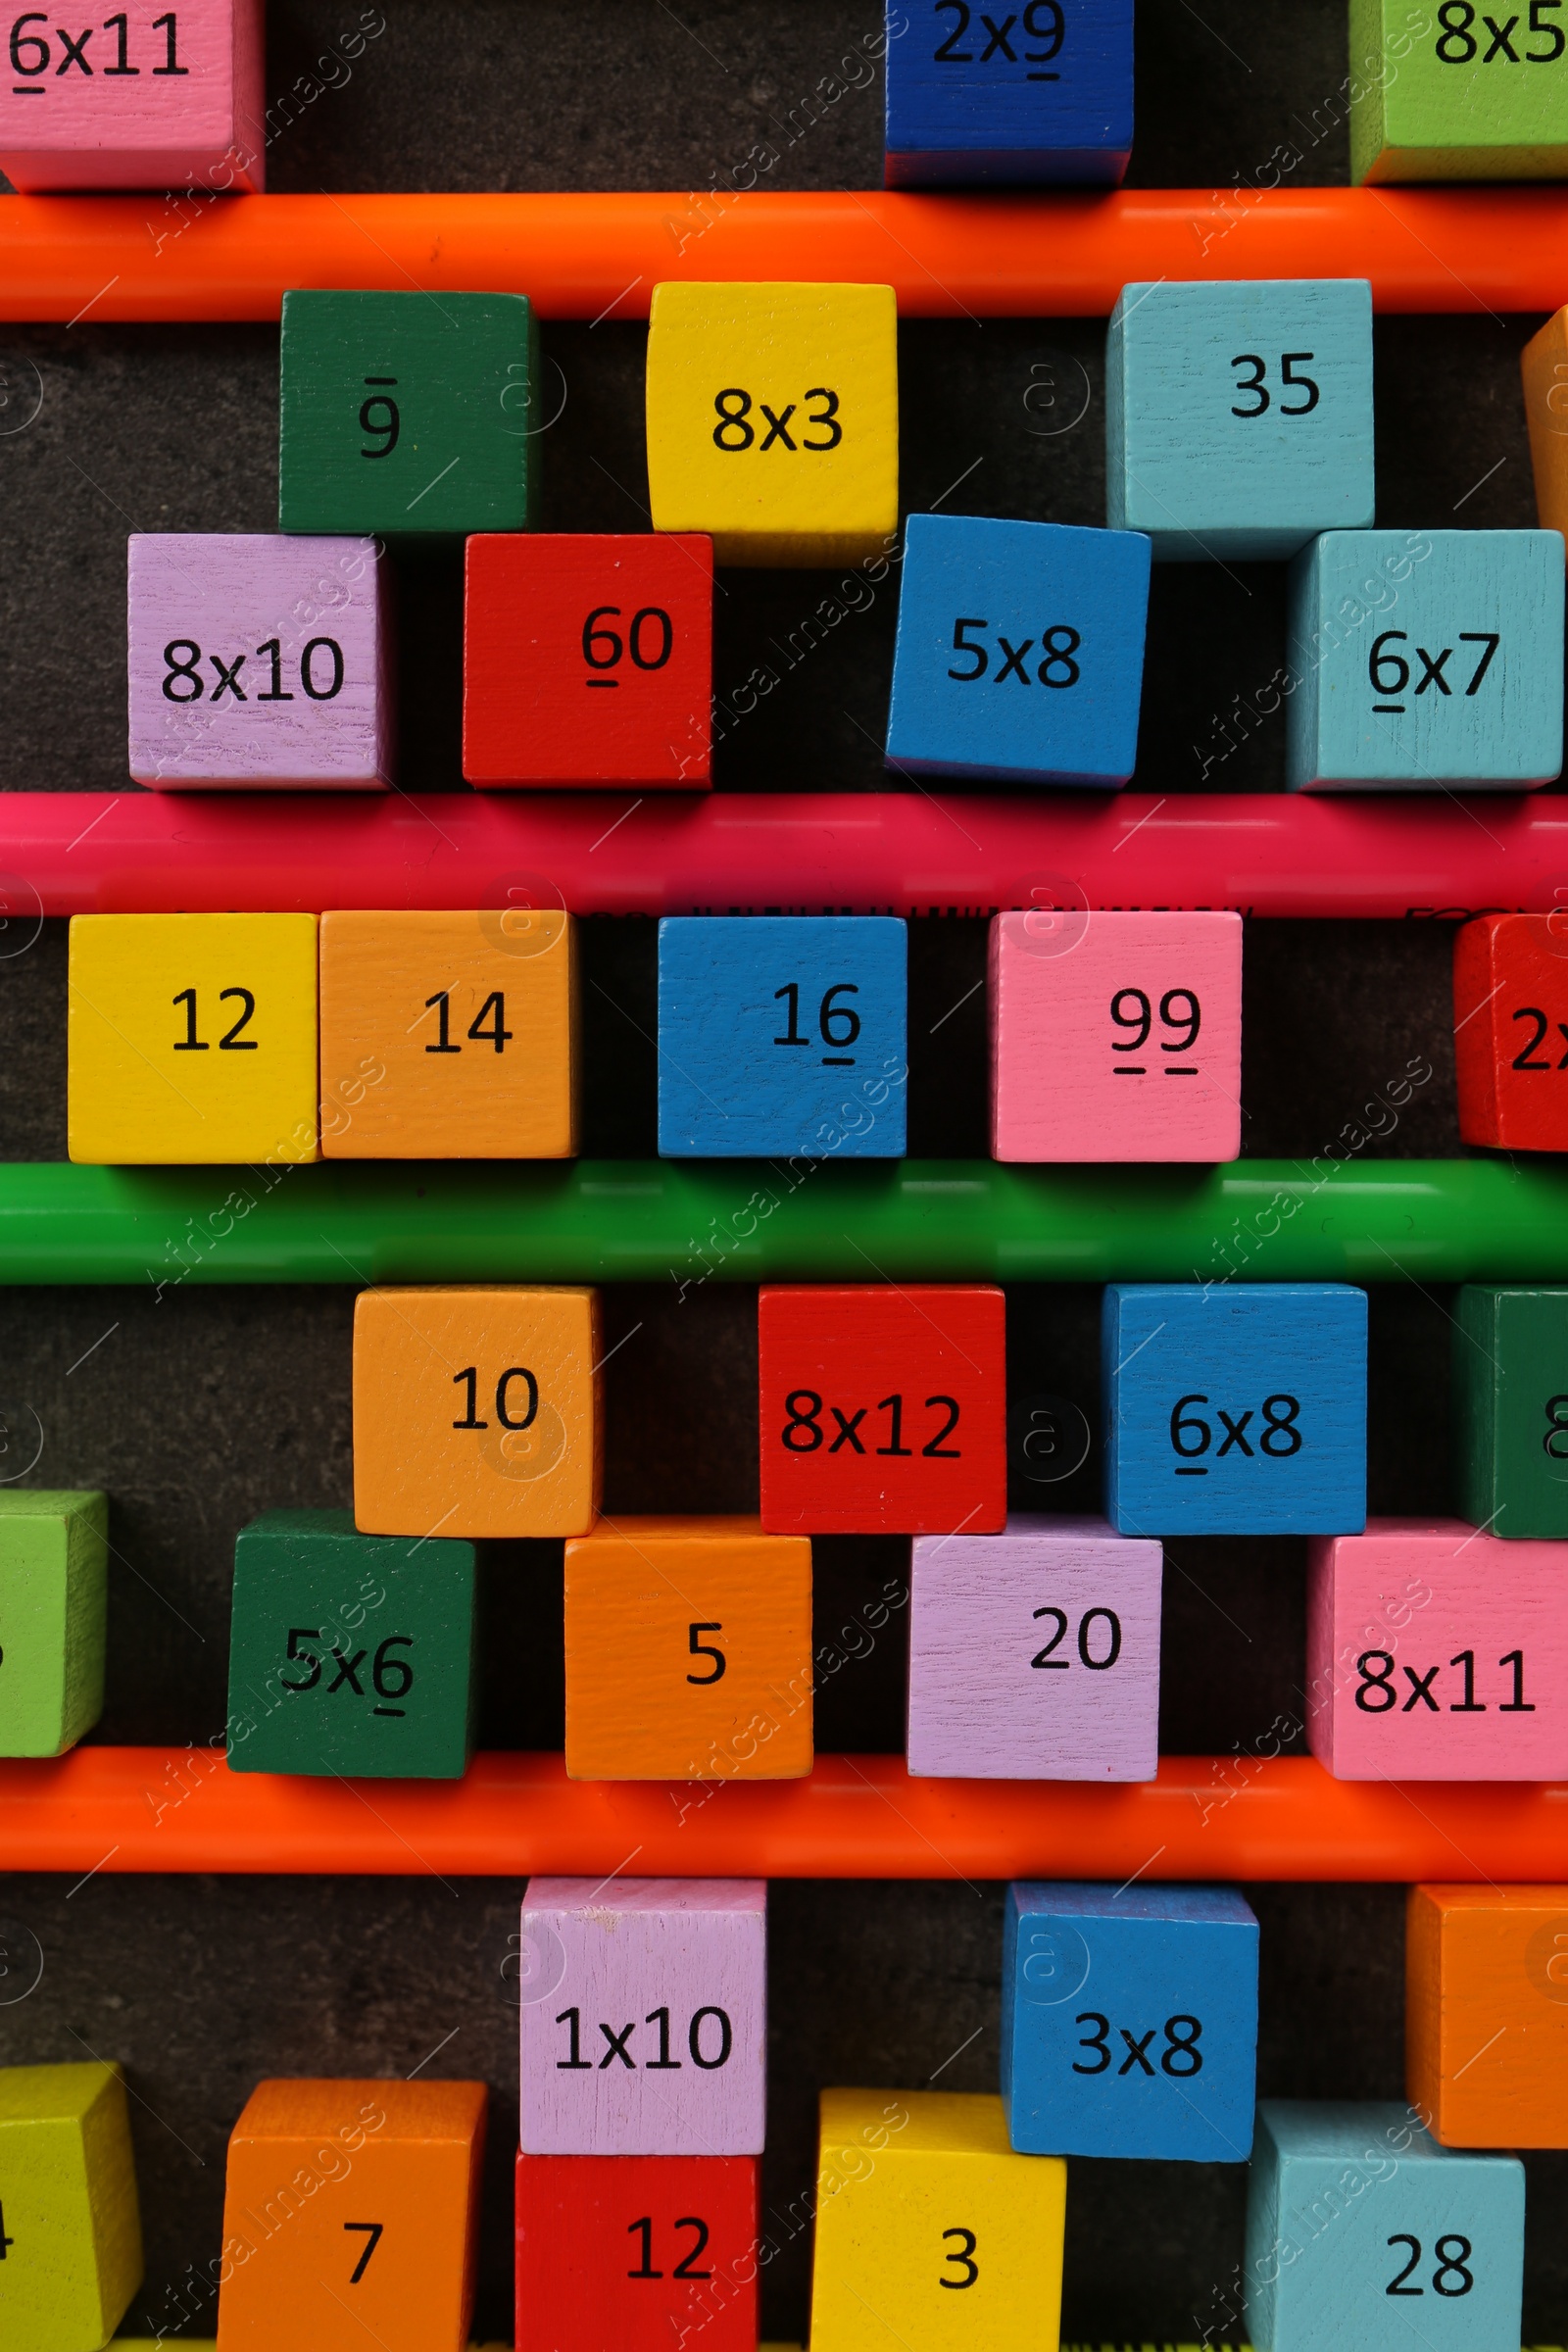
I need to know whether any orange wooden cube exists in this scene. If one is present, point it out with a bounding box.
[564,1514,812,1780]
[1407,1884,1568,2149]
[1522,308,1568,552]
[319,909,576,1159]
[353,1286,601,1539]
[216,2077,486,2352]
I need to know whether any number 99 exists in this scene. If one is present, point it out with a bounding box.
[1109,987,1202,1056]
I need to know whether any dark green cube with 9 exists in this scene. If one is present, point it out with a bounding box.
[227,1509,477,1778]
[1454,1285,1568,1538]
[278,290,539,536]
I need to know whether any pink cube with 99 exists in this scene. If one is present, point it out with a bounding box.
[990,907,1242,1161]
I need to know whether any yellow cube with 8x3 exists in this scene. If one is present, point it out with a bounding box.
[645,281,898,566]
[69,913,319,1165]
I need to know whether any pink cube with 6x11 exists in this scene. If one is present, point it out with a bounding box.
[127,533,391,790]
[990,907,1242,1161]
[0,0,265,191]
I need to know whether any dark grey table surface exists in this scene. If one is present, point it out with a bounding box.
[0,3,1563,2339]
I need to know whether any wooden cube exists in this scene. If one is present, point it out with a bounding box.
[1454,1283,1568,1536]
[1455,915,1568,1152]
[883,0,1133,187]
[514,2151,758,2352]
[1351,0,1568,181]
[564,1517,811,1781]
[1408,1884,1568,2148]
[0,0,263,192]
[1102,1283,1368,1537]
[0,2061,142,2349]
[645,282,898,566]
[225,1510,477,1781]
[1002,1883,1257,2160]
[1106,280,1374,561]
[318,910,576,1160]
[127,533,390,791]
[353,1286,601,1540]
[886,514,1150,787]
[810,2089,1064,2352]
[907,1513,1160,1781]
[217,2078,486,2350]
[1286,529,1565,791]
[279,291,538,538]
[1245,2100,1524,2351]
[519,1878,766,2154]
[657,917,906,1157]
[1306,1518,1568,1781]
[990,907,1242,1160]
[68,913,319,1166]
[0,1491,107,1758]
[464,534,713,789]
[1522,307,1568,548]
[759,1284,1006,1536]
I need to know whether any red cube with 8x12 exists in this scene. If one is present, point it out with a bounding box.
[758,1284,1007,1535]
[465,532,712,788]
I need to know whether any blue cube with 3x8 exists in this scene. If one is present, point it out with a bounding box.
[1102,1283,1368,1536]
[1002,1881,1259,2161]
[886,513,1151,788]
[1245,2102,1525,2352]
[1106,278,1375,561]
[1286,527,1565,791]
[884,0,1134,187]
[658,915,907,1157]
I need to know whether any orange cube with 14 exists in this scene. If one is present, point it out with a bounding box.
[759,1284,1006,1535]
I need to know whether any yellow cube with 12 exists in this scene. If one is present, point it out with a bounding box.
[68,914,319,1165]
[645,280,898,566]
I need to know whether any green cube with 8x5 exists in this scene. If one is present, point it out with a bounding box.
[1350,0,1568,181]
[278,289,539,536]
[226,1509,477,1778]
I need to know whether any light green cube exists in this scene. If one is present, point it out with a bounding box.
[0,1492,108,1758]
[0,2061,144,2350]
[1351,0,1568,181]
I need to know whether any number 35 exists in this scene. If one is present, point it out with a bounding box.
[1230,353,1320,418]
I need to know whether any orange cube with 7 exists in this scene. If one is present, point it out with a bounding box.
[319,910,576,1158]
[1454,913,1568,1151]
[564,1515,812,1779]
[216,2078,485,2352]
[758,1285,1006,1535]
[1407,1886,1568,2149]
[465,534,713,788]
[354,1287,601,1539]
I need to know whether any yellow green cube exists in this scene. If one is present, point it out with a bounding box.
[1351,0,1568,180]
[0,2062,143,2350]
[0,1493,108,1758]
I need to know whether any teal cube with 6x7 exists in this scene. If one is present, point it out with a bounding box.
[226,1509,477,1778]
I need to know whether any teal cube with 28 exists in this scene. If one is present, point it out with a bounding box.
[226,1509,477,1778]
[1245,2101,1524,2352]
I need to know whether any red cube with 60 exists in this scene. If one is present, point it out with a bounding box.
[758,1285,1007,1536]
